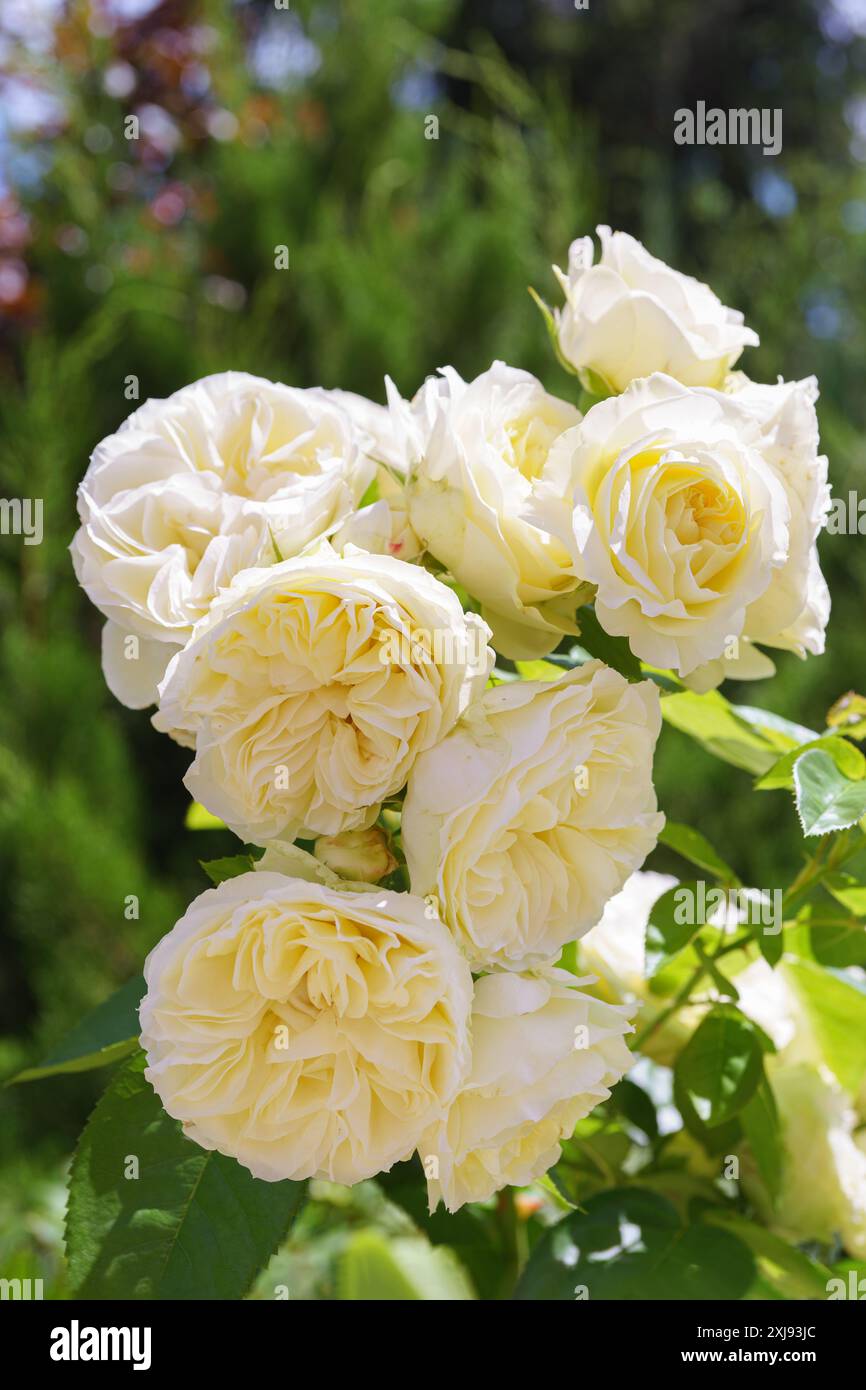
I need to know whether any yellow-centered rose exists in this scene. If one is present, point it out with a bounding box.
[153,545,492,843]
[140,871,473,1184]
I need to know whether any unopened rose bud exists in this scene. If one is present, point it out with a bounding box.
[313,828,398,883]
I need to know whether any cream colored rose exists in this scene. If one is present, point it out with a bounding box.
[742,1063,866,1261]
[399,361,587,659]
[140,871,473,1184]
[723,376,830,649]
[402,662,663,971]
[71,373,374,707]
[706,960,866,1257]
[420,968,633,1212]
[153,545,492,843]
[319,385,409,476]
[537,372,831,680]
[553,226,758,393]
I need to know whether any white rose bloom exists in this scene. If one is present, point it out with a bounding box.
[744,1063,866,1261]
[328,380,424,561]
[723,375,831,649]
[553,225,758,394]
[402,662,663,971]
[140,872,473,1185]
[153,545,492,843]
[319,385,409,476]
[421,968,634,1212]
[400,361,587,659]
[71,373,375,707]
[537,372,832,681]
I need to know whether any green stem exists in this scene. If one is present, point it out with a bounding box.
[497,1188,525,1296]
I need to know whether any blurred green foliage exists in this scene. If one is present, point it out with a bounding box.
[1,0,865,1294]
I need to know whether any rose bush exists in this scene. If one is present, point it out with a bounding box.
[40,227,866,1302]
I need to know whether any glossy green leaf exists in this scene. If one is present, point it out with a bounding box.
[659,821,740,885]
[731,704,817,752]
[646,882,702,976]
[823,871,866,918]
[826,691,866,742]
[201,854,256,886]
[660,691,779,775]
[675,1007,764,1128]
[702,1211,831,1300]
[808,909,866,967]
[757,735,866,792]
[8,975,143,1085]
[572,607,642,680]
[793,748,866,836]
[612,1078,658,1141]
[66,1051,306,1299]
[740,1078,782,1203]
[514,1188,754,1300]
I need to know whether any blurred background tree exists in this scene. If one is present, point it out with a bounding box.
[1,0,865,1296]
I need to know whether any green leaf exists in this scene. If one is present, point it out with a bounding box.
[659,822,740,885]
[827,691,866,742]
[576,366,615,403]
[514,1188,754,1300]
[527,285,581,377]
[675,1007,764,1128]
[376,1159,503,1299]
[808,909,866,968]
[573,607,642,680]
[201,854,256,886]
[757,735,866,792]
[673,1072,743,1156]
[337,1230,476,1301]
[611,1078,658,1141]
[702,1211,831,1300]
[758,925,784,967]
[66,1051,306,1299]
[7,975,144,1085]
[645,882,702,976]
[740,1078,782,1203]
[185,801,226,830]
[660,691,779,775]
[514,659,567,681]
[782,959,866,1092]
[823,871,866,918]
[731,704,817,752]
[793,749,866,836]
